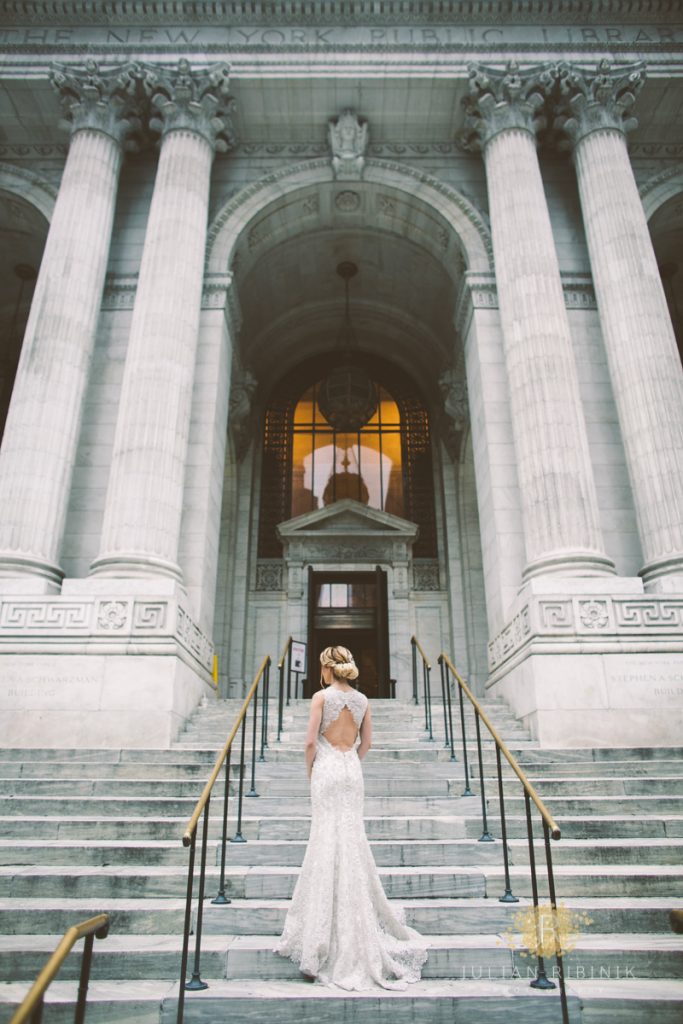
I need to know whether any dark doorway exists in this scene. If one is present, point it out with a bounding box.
[306,567,390,699]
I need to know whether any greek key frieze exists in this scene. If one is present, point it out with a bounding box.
[177,606,213,670]
[132,602,168,630]
[0,601,92,631]
[614,599,683,631]
[488,594,683,671]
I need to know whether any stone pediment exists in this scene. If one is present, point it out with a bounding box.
[277,499,418,542]
[276,500,418,567]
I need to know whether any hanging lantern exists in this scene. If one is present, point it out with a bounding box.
[318,261,378,432]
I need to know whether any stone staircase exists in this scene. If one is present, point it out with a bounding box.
[0,695,681,1022]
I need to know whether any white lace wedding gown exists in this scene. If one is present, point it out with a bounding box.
[273,686,428,989]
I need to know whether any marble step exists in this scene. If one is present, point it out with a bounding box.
[0,865,489,900]
[1,933,681,983]
[1,896,678,938]
[2,976,682,1024]
[2,862,681,900]
[2,836,681,869]
[2,812,680,844]
[0,776,462,798]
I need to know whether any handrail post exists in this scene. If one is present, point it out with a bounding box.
[411,637,419,704]
[422,660,433,740]
[230,704,248,843]
[455,671,473,797]
[177,829,196,1023]
[524,790,555,991]
[438,656,457,762]
[74,933,94,1024]
[543,820,570,1024]
[475,711,494,842]
[286,642,292,706]
[277,656,285,742]
[260,660,270,757]
[496,745,518,903]
[185,800,211,991]
[246,677,260,797]
[212,749,232,905]
[439,655,450,749]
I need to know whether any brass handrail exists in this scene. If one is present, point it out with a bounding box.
[440,652,560,840]
[11,914,110,1024]
[183,654,270,846]
[410,634,431,669]
[277,635,293,670]
[177,654,271,1023]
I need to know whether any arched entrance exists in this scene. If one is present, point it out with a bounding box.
[206,159,492,698]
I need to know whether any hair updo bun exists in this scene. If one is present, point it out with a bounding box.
[320,645,359,682]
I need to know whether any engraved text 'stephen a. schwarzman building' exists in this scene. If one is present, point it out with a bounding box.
[0,0,682,750]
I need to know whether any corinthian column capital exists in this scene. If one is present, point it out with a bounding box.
[50,60,144,149]
[554,60,646,147]
[461,61,555,150]
[144,60,237,152]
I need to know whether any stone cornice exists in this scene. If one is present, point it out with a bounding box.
[2,0,683,26]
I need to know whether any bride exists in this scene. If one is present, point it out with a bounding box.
[273,645,428,989]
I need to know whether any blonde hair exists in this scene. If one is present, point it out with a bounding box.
[319,645,359,682]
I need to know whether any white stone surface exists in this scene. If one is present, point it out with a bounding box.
[488,650,683,748]
[0,653,213,748]
[92,127,214,582]
[569,114,683,587]
[479,116,611,580]
[0,129,123,589]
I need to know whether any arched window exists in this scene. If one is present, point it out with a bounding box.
[258,357,437,559]
[291,381,404,518]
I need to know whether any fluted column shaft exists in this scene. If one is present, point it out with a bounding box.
[556,62,683,588]
[0,63,139,589]
[91,62,234,581]
[463,64,613,580]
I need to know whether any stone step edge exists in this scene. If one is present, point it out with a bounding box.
[0,896,677,911]
[1,976,683,1007]
[2,836,681,849]
[1,932,680,954]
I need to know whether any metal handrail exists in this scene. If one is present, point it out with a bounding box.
[410,635,433,740]
[440,653,560,839]
[177,655,271,1024]
[437,649,568,1024]
[10,914,110,1024]
[276,636,293,742]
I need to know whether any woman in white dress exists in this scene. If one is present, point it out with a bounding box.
[274,645,428,990]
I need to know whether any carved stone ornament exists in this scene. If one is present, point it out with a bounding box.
[144,59,237,151]
[461,60,555,151]
[554,60,646,148]
[438,367,469,462]
[228,368,258,460]
[328,109,369,179]
[49,60,144,149]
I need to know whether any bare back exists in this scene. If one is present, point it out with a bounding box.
[320,687,368,752]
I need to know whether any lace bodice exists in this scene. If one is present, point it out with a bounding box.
[320,686,368,734]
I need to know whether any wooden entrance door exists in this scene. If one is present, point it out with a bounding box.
[306,568,390,699]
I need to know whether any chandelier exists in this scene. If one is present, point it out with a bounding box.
[318,261,378,433]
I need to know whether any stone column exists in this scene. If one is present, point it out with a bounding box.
[462,63,613,581]
[555,61,683,590]
[90,61,235,583]
[0,62,140,592]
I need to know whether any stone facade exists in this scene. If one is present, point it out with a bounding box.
[0,0,682,747]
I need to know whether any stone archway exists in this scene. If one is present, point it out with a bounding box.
[207,157,492,696]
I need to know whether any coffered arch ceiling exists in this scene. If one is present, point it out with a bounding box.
[231,180,465,396]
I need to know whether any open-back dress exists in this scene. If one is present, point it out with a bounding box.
[273,685,428,989]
